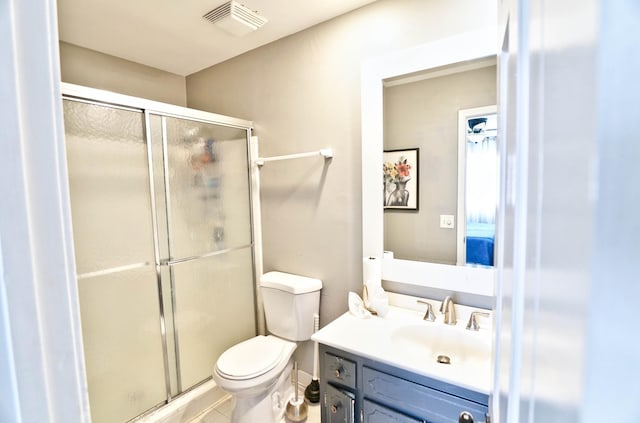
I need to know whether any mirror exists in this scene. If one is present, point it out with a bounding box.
[383,62,497,266]
[361,28,497,296]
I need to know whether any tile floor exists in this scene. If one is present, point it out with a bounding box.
[191,392,321,423]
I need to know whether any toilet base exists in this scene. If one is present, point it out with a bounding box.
[229,360,294,423]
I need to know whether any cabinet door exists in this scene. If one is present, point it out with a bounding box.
[363,400,424,423]
[324,384,355,423]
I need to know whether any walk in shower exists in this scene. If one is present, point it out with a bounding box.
[61,84,258,422]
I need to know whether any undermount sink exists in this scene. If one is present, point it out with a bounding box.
[390,324,491,366]
[312,294,493,394]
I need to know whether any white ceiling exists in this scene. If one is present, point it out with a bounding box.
[57,0,379,76]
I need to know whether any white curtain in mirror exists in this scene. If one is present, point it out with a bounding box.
[466,118,498,225]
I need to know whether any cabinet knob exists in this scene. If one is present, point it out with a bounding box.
[330,402,342,414]
[459,411,474,423]
[333,368,342,378]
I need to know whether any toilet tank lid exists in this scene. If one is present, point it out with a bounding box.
[260,271,322,294]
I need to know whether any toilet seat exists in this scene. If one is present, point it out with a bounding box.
[216,335,292,381]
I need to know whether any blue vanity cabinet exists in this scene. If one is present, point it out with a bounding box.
[319,344,489,423]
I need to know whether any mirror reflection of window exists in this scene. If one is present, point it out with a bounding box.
[465,113,497,267]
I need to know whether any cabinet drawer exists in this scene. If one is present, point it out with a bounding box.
[363,367,487,423]
[324,384,355,423]
[323,352,356,389]
[363,399,424,423]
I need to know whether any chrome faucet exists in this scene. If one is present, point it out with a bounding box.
[440,296,456,325]
[416,299,436,322]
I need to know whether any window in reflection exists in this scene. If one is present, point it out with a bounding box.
[465,113,497,266]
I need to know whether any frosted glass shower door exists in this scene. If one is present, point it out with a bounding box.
[64,92,258,421]
[63,100,167,423]
[152,116,256,391]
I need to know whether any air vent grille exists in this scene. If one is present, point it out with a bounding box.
[203,1,268,36]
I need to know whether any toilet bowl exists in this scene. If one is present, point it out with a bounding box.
[212,271,322,423]
[213,335,296,422]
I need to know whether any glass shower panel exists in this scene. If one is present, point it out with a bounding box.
[162,117,251,259]
[63,100,155,274]
[77,267,166,423]
[171,247,256,389]
[63,99,167,422]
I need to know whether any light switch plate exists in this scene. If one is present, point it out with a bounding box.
[440,215,455,229]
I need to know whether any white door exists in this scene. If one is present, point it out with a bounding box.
[494,1,640,422]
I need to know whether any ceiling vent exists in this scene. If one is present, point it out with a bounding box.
[203,1,268,37]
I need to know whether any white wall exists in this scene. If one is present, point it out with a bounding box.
[186,0,497,372]
[60,42,187,106]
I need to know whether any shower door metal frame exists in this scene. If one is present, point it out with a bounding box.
[62,83,252,130]
[61,83,260,417]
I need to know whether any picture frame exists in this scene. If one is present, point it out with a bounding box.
[383,148,419,210]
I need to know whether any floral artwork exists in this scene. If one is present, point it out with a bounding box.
[383,148,419,210]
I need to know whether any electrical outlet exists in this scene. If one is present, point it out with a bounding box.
[440,215,455,229]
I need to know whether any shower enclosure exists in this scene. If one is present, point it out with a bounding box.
[61,84,258,422]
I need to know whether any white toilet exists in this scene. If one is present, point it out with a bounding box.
[213,271,322,423]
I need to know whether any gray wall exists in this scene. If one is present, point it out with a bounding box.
[185,0,496,370]
[59,42,187,106]
[384,65,497,264]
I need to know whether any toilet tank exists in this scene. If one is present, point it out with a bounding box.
[260,271,322,341]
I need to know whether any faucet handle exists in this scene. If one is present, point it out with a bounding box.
[466,311,490,331]
[416,300,436,322]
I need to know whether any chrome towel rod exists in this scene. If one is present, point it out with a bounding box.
[255,148,333,166]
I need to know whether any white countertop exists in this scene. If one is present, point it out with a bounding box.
[311,293,493,395]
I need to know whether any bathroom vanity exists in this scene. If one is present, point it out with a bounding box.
[312,294,491,423]
[319,345,488,423]
[329,29,496,423]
